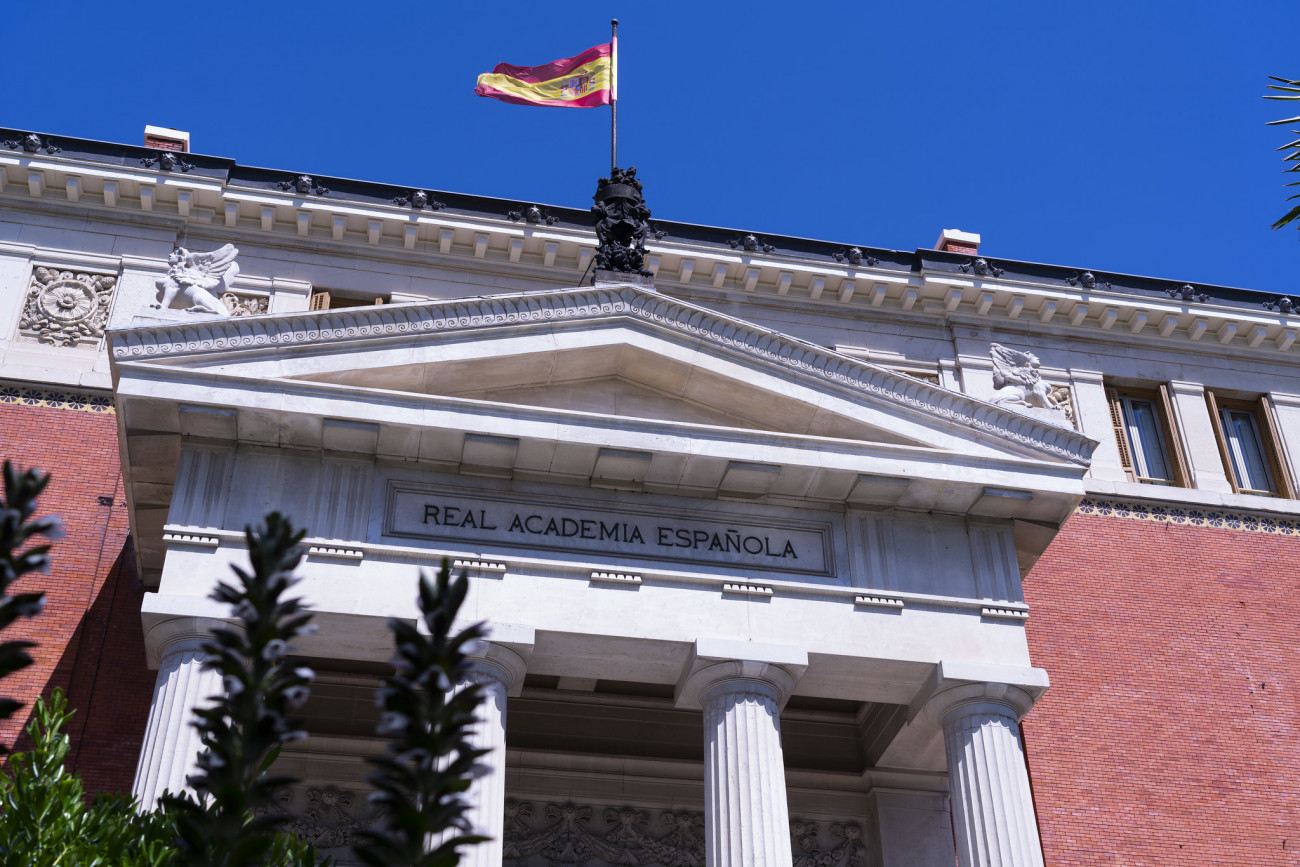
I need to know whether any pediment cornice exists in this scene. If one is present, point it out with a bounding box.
[110,284,1095,466]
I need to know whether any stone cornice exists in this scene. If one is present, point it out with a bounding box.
[6,127,1297,358]
[109,284,1096,466]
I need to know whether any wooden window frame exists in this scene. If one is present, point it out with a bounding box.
[1106,384,1191,487]
[1205,391,1297,499]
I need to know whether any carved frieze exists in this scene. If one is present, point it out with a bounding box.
[503,801,707,866]
[18,267,117,347]
[1047,383,1075,425]
[791,819,869,867]
[260,785,385,854]
[221,292,269,316]
[502,801,868,866]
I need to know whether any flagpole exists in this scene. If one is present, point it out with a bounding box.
[610,18,619,172]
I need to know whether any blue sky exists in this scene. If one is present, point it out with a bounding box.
[10,1,1300,294]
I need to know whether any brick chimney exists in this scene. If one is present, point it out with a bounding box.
[934,229,980,255]
[144,125,190,153]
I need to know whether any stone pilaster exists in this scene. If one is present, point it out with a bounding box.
[928,682,1045,867]
[131,626,222,809]
[678,649,804,867]
[454,641,528,867]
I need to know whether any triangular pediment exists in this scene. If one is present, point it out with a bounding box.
[112,284,1095,467]
[290,339,922,446]
[110,283,1098,556]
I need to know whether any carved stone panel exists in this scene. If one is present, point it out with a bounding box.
[17,267,117,347]
[261,784,384,866]
[221,291,269,316]
[502,800,867,867]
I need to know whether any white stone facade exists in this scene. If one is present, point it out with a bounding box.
[2,128,1299,865]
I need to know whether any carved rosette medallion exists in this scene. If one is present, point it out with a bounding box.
[18,267,117,347]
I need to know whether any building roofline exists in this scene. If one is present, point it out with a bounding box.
[2,125,1294,313]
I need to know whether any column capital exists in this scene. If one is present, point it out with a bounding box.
[465,640,530,697]
[464,621,533,697]
[909,661,1049,726]
[675,638,807,710]
[143,615,229,668]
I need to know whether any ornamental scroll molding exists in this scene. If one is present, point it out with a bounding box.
[18,267,117,347]
[110,286,1096,465]
[502,801,868,867]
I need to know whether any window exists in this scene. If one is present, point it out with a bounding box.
[1206,392,1296,498]
[1106,385,1191,487]
[309,290,388,311]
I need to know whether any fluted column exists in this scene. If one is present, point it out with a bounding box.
[931,683,1045,867]
[452,642,527,867]
[131,634,221,808]
[681,659,800,867]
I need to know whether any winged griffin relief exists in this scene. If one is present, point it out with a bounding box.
[153,244,241,316]
[989,343,1072,424]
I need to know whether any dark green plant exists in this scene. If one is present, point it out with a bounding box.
[1265,76,1300,232]
[354,560,488,867]
[161,512,320,867]
[0,462,60,730]
[0,689,175,867]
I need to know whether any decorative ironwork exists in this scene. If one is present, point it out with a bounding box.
[140,152,194,172]
[392,189,444,210]
[591,166,654,276]
[1166,284,1210,303]
[4,133,61,155]
[1263,295,1298,315]
[833,247,879,267]
[278,175,329,196]
[508,204,558,225]
[1065,270,1112,290]
[729,233,776,254]
[959,258,1005,278]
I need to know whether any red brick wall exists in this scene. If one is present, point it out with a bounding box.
[1023,512,1300,865]
[0,399,154,795]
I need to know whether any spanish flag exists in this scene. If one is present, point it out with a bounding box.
[475,43,613,108]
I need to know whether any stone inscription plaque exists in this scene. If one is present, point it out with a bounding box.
[386,484,833,576]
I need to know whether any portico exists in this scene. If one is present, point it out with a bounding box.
[111,282,1094,866]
